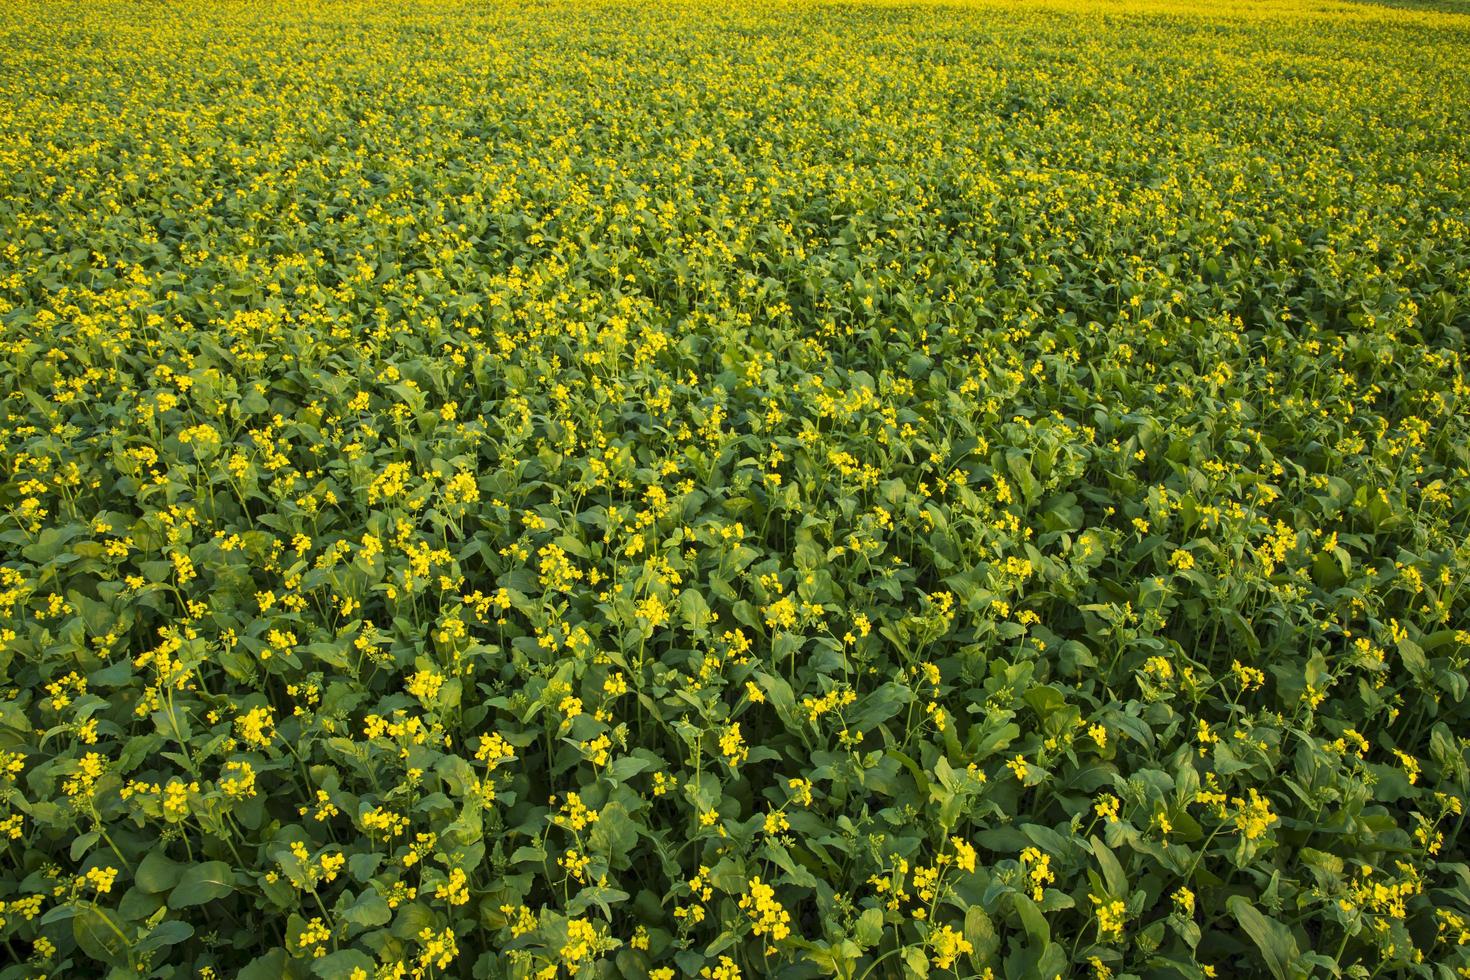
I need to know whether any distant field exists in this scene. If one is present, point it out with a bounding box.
[1,1,1468,977]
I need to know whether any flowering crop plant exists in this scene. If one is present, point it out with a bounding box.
[1,0,1468,977]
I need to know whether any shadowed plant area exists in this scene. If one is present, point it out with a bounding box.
[1,0,1469,977]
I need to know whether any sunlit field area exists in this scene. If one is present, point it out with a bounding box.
[1,0,1468,976]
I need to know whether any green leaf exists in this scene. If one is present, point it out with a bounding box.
[135,850,184,894]
[73,907,131,966]
[855,907,884,947]
[168,861,235,908]
[70,830,100,862]
[566,884,630,918]
[679,589,713,632]
[1013,893,1051,950]
[604,756,652,782]
[1036,941,1067,979]
[1090,836,1127,899]
[341,889,392,929]
[239,948,291,980]
[349,852,384,883]
[312,949,375,977]
[964,905,999,964]
[136,919,194,953]
[1228,895,1301,980]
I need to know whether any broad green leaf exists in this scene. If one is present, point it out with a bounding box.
[1228,895,1302,980]
[168,861,235,908]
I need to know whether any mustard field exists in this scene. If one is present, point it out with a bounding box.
[1,0,1468,976]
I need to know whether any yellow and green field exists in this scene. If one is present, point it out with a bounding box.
[1,0,1468,976]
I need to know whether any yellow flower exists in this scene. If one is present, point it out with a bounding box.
[435,867,470,906]
[296,916,331,958]
[951,836,977,873]
[405,668,445,704]
[234,706,275,750]
[930,923,973,969]
[788,777,814,806]
[1091,894,1127,941]
[84,866,118,895]
[739,876,791,941]
[417,926,458,971]
[719,722,749,768]
[1232,788,1277,840]
[637,594,669,629]
[1393,749,1421,785]
[556,792,600,831]
[1020,847,1054,902]
[764,595,798,630]
[699,956,742,980]
[1230,660,1266,691]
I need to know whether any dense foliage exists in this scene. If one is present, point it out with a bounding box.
[2,0,1469,977]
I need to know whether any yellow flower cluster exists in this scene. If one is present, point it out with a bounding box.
[739,877,791,942]
[1020,848,1054,902]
